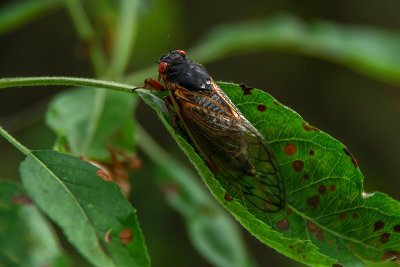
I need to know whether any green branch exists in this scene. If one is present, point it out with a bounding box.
[107,0,140,78]
[0,76,135,93]
[64,0,107,76]
[0,125,30,155]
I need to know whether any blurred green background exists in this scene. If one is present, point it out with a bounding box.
[1,0,400,266]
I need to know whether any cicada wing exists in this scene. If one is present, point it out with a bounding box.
[178,98,285,212]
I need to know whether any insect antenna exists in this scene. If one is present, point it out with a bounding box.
[151,57,159,64]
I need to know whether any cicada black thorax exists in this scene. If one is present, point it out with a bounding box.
[159,51,237,120]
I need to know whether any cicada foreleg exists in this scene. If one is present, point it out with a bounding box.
[133,78,165,91]
[163,96,199,153]
[163,96,180,131]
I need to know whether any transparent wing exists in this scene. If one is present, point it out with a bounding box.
[176,91,285,212]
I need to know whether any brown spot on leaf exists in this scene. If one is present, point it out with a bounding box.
[380,233,390,244]
[348,244,355,250]
[382,251,400,262]
[240,83,254,95]
[286,208,293,215]
[329,185,336,191]
[394,225,400,232]
[338,246,342,251]
[276,218,290,231]
[273,101,278,105]
[12,195,33,205]
[263,201,273,211]
[86,145,137,197]
[339,213,346,220]
[303,173,310,180]
[105,230,112,242]
[374,221,384,232]
[289,245,294,249]
[284,143,297,155]
[293,160,304,171]
[312,127,320,132]
[343,148,359,168]
[307,196,320,210]
[333,264,343,267]
[224,192,233,202]
[352,213,358,220]
[257,105,267,112]
[303,123,311,131]
[307,221,325,241]
[309,149,315,156]
[119,229,133,244]
[328,240,334,245]
[318,185,327,194]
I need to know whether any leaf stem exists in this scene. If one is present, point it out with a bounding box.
[135,124,208,202]
[64,0,107,76]
[106,0,139,79]
[82,89,107,155]
[0,76,135,93]
[0,125,30,155]
[135,124,173,167]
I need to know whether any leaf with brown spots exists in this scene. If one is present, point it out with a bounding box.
[277,218,290,231]
[137,81,400,267]
[20,151,150,267]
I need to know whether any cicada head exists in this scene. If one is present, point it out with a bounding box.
[158,50,213,92]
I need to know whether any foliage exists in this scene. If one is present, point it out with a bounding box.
[136,83,400,266]
[1,1,400,266]
[0,180,67,267]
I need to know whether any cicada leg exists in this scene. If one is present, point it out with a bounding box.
[133,78,165,91]
[163,96,199,153]
[163,96,180,132]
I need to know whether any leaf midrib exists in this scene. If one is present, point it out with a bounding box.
[288,203,382,253]
[30,151,115,266]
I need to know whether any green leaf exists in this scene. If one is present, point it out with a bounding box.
[135,83,400,266]
[137,126,256,267]
[19,150,150,267]
[190,14,400,85]
[46,87,136,160]
[0,0,62,35]
[0,180,68,267]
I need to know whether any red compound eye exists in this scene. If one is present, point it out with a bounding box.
[158,62,168,74]
[177,50,186,56]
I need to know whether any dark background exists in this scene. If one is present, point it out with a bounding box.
[1,0,400,266]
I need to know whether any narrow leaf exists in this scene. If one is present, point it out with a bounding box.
[191,14,400,85]
[0,0,62,35]
[138,126,256,267]
[46,88,136,160]
[19,150,150,267]
[0,180,68,267]
[136,83,400,266]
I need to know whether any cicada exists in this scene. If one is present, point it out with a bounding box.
[138,50,285,212]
